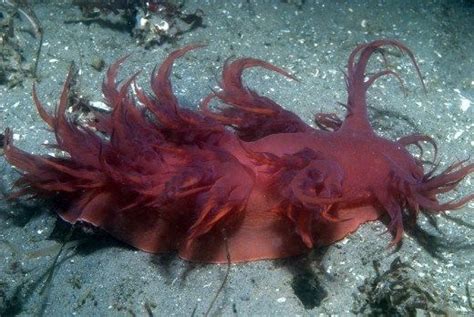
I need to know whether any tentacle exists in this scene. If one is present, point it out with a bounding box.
[398,134,438,163]
[151,44,206,114]
[414,192,474,212]
[108,73,143,150]
[398,133,439,178]
[364,69,405,92]
[419,161,473,193]
[202,57,312,140]
[374,187,405,245]
[128,45,224,140]
[200,93,242,125]
[342,39,426,133]
[32,83,54,128]
[4,128,104,195]
[102,54,133,108]
[377,154,472,246]
[135,44,210,132]
[31,68,104,167]
[135,83,179,129]
[348,39,425,92]
[216,58,296,114]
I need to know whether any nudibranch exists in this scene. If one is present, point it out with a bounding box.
[4,40,473,263]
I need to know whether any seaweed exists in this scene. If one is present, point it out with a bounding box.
[352,257,452,316]
[0,0,42,85]
[133,1,204,48]
[0,133,4,153]
[0,233,77,316]
[72,0,141,15]
[69,0,204,48]
[203,232,231,317]
[70,0,139,32]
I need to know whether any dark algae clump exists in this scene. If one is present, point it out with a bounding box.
[352,257,453,316]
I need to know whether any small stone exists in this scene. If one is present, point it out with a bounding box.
[90,57,105,72]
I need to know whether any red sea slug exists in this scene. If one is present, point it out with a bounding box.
[4,40,473,263]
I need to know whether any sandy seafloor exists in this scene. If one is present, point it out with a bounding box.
[0,0,473,316]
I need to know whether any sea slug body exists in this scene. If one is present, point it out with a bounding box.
[4,40,473,263]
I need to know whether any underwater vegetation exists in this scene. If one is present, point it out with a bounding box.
[0,0,42,86]
[70,0,204,48]
[353,257,453,316]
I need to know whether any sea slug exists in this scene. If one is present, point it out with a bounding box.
[4,40,473,263]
